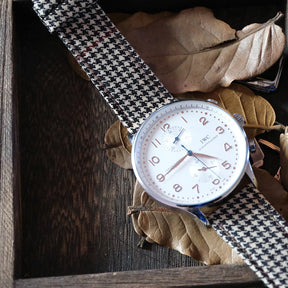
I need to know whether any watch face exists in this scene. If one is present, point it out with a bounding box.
[131,100,249,208]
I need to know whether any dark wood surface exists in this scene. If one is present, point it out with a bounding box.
[14,2,202,279]
[15,264,262,288]
[1,0,287,287]
[0,0,14,287]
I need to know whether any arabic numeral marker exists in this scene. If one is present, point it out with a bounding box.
[224,142,232,152]
[149,156,160,166]
[156,174,165,182]
[222,160,231,169]
[173,184,182,192]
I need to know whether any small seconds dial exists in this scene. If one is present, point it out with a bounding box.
[132,100,249,207]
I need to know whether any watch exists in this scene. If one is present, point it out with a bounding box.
[32,1,288,287]
[131,100,253,215]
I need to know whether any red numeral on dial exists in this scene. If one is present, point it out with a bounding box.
[212,179,220,185]
[152,139,161,148]
[156,174,165,182]
[149,156,160,166]
[224,142,232,151]
[216,126,225,134]
[173,184,183,192]
[199,117,208,126]
[161,123,170,132]
[222,160,231,169]
[192,184,200,193]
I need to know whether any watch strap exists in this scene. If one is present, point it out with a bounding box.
[32,0,174,134]
[209,184,288,288]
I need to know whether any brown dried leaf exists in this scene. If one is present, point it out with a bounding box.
[117,8,285,93]
[254,167,288,221]
[104,120,132,169]
[131,181,243,265]
[130,168,288,264]
[177,83,276,139]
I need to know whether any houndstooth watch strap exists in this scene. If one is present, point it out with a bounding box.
[209,184,288,288]
[32,0,174,135]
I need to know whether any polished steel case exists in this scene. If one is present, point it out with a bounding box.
[131,100,251,211]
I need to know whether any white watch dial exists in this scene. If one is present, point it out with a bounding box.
[132,100,249,207]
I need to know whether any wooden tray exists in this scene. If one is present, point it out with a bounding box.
[1,0,287,287]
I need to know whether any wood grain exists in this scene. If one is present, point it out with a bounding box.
[0,0,15,287]
[15,264,263,288]
[14,3,199,278]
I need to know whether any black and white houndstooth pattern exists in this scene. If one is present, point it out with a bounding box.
[33,1,288,287]
[210,184,288,288]
[33,0,174,135]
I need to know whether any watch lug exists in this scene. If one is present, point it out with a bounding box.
[186,207,211,227]
[246,161,256,186]
[127,133,135,145]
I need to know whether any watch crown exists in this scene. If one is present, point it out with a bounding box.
[233,113,245,128]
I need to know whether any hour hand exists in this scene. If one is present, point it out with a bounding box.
[198,165,217,171]
[165,153,189,176]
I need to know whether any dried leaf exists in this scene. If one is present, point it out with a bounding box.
[118,8,285,93]
[104,120,132,169]
[130,181,243,265]
[280,127,288,191]
[254,167,288,221]
[177,83,276,139]
[130,167,288,264]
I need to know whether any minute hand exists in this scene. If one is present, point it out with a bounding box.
[192,152,219,160]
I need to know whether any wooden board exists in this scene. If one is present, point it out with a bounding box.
[0,0,15,287]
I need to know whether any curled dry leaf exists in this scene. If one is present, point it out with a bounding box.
[177,83,276,139]
[253,167,288,221]
[280,127,288,191]
[117,8,285,93]
[104,120,132,169]
[130,168,288,264]
[130,181,243,265]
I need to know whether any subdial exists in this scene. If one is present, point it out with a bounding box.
[189,159,220,183]
[161,126,192,152]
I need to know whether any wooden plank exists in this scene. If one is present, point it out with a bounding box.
[13,2,200,278]
[15,264,263,288]
[0,0,15,288]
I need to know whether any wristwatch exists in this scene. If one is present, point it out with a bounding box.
[32,1,288,287]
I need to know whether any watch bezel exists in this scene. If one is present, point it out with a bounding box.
[131,100,250,209]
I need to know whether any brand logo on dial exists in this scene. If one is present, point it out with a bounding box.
[200,135,210,144]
